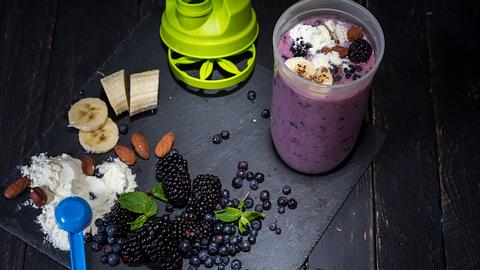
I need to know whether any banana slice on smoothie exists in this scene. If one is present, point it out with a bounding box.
[310,66,333,85]
[68,98,108,131]
[79,118,119,153]
[285,57,316,79]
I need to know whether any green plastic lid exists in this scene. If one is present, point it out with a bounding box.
[160,0,259,90]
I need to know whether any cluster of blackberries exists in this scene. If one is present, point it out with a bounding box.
[290,37,312,57]
[87,219,124,266]
[231,161,265,191]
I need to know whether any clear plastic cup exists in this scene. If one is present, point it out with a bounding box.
[271,0,385,174]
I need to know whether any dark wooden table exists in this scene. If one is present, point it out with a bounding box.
[1,0,479,269]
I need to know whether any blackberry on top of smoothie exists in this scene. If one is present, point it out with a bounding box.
[278,17,375,85]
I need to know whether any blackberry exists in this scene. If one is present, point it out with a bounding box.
[156,153,191,207]
[103,203,139,236]
[290,38,312,57]
[187,174,222,217]
[121,231,149,266]
[180,219,214,241]
[348,39,373,63]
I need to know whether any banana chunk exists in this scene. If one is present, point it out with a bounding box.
[79,118,119,154]
[68,98,108,132]
[129,70,159,117]
[309,66,333,85]
[100,70,129,116]
[285,57,316,79]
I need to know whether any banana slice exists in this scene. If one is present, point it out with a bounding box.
[100,70,129,116]
[284,57,316,79]
[79,118,119,153]
[129,70,159,117]
[68,98,108,132]
[310,66,333,85]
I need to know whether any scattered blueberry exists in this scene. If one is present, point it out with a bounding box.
[244,198,254,209]
[278,207,286,214]
[239,241,251,252]
[89,192,97,200]
[261,109,270,118]
[238,161,248,170]
[205,257,214,268]
[208,242,219,255]
[100,254,108,264]
[94,218,104,227]
[277,196,288,207]
[254,204,263,212]
[251,220,262,230]
[247,235,256,245]
[254,172,265,183]
[104,244,113,254]
[262,200,272,210]
[97,225,106,234]
[165,203,174,212]
[214,223,224,234]
[231,258,242,269]
[84,232,93,243]
[236,169,246,179]
[232,177,243,189]
[221,197,229,208]
[199,250,209,262]
[107,253,120,266]
[222,256,230,265]
[91,242,101,252]
[246,171,255,181]
[218,246,228,256]
[214,235,225,245]
[223,225,233,235]
[107,236,117,245]
[118,123,128,135]
[93,234,106,244]
[249,180,258,190]
[170,148,179,155]
[116,238,124,245]
[259,190,270,202]
[230,199,240,208]
[112,243,122,253]
[94,169,104,178]
[212,134,222,144]
[106,225,118,237]
[282,185,292,195]
[221,189,230,199]
[287,198,298,209]
[275,227,282,235]
[220,130,230,140]
[190,256,201,267]
[247,90,256,102]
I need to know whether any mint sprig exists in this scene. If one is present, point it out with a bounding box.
[150,183,169,202]
[214,202,265,234]
[119,192,158,230]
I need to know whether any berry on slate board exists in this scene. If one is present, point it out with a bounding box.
[254,204,263,212]
[232,177,243,189]
[246,171,254,181]
[268,223,276,232]
[260,190,270,202]
[187,174,222,217]
[247,90,256,102]
[275,227,282,235]
[262,200,272,210]
[278,207,286,214]
[244,197,254,209]
[251,220,262,230]
[254,172,264,183]
[236,169,246,179]
[156,152,191,207]
[238,161,248,171]
[287,198,298,209]
[261,109,270,118]
[231,259,242,269]
[212,134,222,144]
[282,185,291,195]
[249,180,259,190]
[277,196,288,207]
[220,130,230,140]
[118,123,128,135]
[348,39,373,63]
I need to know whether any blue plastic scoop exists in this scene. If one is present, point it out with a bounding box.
[55,196,92,270]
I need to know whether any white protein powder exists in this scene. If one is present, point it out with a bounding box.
[21,153,137,251]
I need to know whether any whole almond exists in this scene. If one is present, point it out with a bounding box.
[131,133,150,160]
[4,177,30,199]
[30,187,47,207]
[114,144,137,165]
[332,45,348,58]
[155,131,176,158]
[82,155,95,176]
[347,26,364,42]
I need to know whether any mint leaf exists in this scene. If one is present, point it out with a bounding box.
[238,216,249,234]
[151,183,168,202]
[242,211,265,222]
[214,207,242,223]
[129,215,147,231]
[238,198,245,210]
[144,200,157,217]
[119,192,151,214]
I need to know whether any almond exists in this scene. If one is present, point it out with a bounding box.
[4,177,30,199]
[347,26,364,42]
[30,187,47,207]
[114,144,137,165]
[321,47,331,54]
[332,45,348,58]
[82,155,95,176]
[155,131,176,158]
[131,133,150,159]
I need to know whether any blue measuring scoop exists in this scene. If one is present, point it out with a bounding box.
[55,196,92,270]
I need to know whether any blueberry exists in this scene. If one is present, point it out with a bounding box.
[180,240,191,253]
[221,197,229,208]
[334,74,342,83]
[287,198,298,209]
[269,223,277,231]
[214,223,224,234]
[106,225,118,237]
[259,190,270,202]
[223,225,233,235]
[331,65,339,74]
[238,161,248,170]
[190,255,201,267]
[228,244,237,256]
[251,220,262,230]
[239,241,251,252]
[254,204,263,212]
[246,171,255,181]
[277,196,288,207]
[94,168,104,178]
[249,229,258,237]
[201,238,209,247]
[214,235,225,245]
[222,256,230,265]
[262,200,272,210]
[118,123,128,135]
[165,203,174,212]
[107,236,117,245]
[232,177,243,189]
[94,218,104,227]
[212,134,222,144]
[278,207,286,214]
[254,172,265,183]
[112,243,122,253]
[93,234,106,244]
[230,199,240,208]
[84,232,93,243]
[218,246,228,256]
[104,244,113,254]
[346,73,352,79]
[208,242,219,255]
[247,90,256,102]
[282,185,292,195]
[229,224,237,235]
[236,169,246,179]
[230,235,240,245]
[244,198,254,209]
[221,189,230,199]
[199,250,209,262]
[89,192,97,200]
[275,227,282,235]
[231,259,242,269]
[249,180,258,190]
[247,235,256,245]
[170,148,179,155]
[217,265,225,270]
[97,225,106,234]
[261,109,270,118]
[220,130,230,140]
[205,257,214,268]
[91,242,101,252]
[107,253,120,266]
[100,254,108,264]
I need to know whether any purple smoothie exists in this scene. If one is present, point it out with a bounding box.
[272,16,376,174]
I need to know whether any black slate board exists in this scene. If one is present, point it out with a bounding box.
[0,9,385,270]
